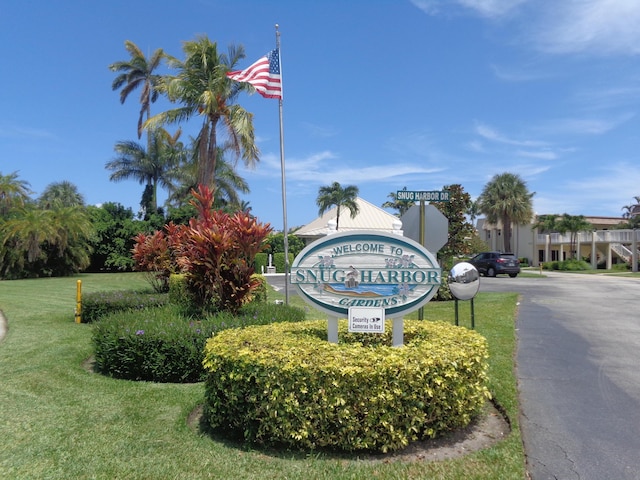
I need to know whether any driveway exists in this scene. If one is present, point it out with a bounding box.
[481,272,640,480]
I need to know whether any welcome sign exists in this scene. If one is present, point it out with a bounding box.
[291,230,442,317]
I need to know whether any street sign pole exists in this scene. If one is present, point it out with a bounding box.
[398,190,450,322]
[418,200,425,320]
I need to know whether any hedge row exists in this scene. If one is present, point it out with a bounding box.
[202,319,490,453]
[92,302,306,383]
[82,290,169,323]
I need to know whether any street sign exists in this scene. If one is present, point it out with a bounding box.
[396,190,450,202]
[400,204,448,253]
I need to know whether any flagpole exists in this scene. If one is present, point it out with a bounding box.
[276,24,289,305]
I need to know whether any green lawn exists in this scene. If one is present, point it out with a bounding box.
[0,273,525,479]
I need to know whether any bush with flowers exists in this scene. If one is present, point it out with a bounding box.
[92,302,305,383]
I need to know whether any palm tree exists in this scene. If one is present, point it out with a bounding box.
[0,206,93,274]
[106,127,184,214]
[316,182,360,230]
[533,213,591,259]
[146,36,259,188]
[166,140,250,211]
[622,196,640,219]
[532,214,559,233]
[0,171,32,217]
[558,214,592,259]
[109,41,164,142]
[477,172,534,253]
[382,187,414,217]
[467,200,480,228]
[38,181,85,209]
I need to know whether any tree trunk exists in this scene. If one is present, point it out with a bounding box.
[502,215,512,252]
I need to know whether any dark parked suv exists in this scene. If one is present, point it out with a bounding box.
[468,252,521,277]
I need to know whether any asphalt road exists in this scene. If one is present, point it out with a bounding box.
[481,272,640,480]
[268,272,640,479]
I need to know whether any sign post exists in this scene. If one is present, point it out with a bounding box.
[398,190,450,319]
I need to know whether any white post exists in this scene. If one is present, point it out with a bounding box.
[633,229,638,273]
[392,317,404,347]
[591,231,597,269]
[328,317,339,344]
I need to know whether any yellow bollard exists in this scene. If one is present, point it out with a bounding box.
[75,280,82,323]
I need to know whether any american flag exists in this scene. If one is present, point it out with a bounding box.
[226,49,282,100]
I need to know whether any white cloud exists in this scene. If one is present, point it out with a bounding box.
[413,0,640,57]
[410,0,527,18]
[301,122,338,138]
[456,0,528,18]
[532,0,640,55]
[490,63,554,82]
[243,150,439,186]
[0,124,57,140]
[516,149,558,160]
[534,162,640,216]
[474,122,548,147]
[533,114,634,136]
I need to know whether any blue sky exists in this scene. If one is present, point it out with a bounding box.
[2,0,640,230]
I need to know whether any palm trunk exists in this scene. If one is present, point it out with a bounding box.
[502,215,512,252]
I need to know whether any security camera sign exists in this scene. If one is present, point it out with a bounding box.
[348,307,385,333]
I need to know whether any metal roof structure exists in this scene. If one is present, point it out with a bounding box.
[294,197,402,241]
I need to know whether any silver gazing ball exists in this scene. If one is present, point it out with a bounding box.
[448,262,480,300]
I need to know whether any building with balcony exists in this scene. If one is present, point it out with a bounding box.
[477,216,639,271]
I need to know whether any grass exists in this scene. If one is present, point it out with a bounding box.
[0,273,525,479]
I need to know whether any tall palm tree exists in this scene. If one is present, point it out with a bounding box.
[0,171,32,217]
[38,181,85,209]
[167,143,250,211]
[477,172,534,253]
[106,127,184,213]
[467,200,480,228]
[316,182,360,230]
[109,41,164,142]
[146,36,259,188]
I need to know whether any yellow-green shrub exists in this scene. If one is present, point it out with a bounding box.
[202,319,490,453]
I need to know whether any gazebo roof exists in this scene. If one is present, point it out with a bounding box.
[295,197,401,239]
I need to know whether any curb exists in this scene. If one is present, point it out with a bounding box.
[0,309,7,343]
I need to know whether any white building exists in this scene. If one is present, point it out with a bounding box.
[477,216,639,270]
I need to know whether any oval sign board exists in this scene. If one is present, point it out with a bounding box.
[291,230,442,317]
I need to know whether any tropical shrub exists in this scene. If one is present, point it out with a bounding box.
[202,319,490,453]
[92,302,306,383]
[82,290,169,323]
[171,186,272,313]
[132,186,272,313]
[132,229,175,292]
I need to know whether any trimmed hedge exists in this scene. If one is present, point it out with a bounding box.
[82,290,169,323]
[92,302,306,383]
[202,319,490,453]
